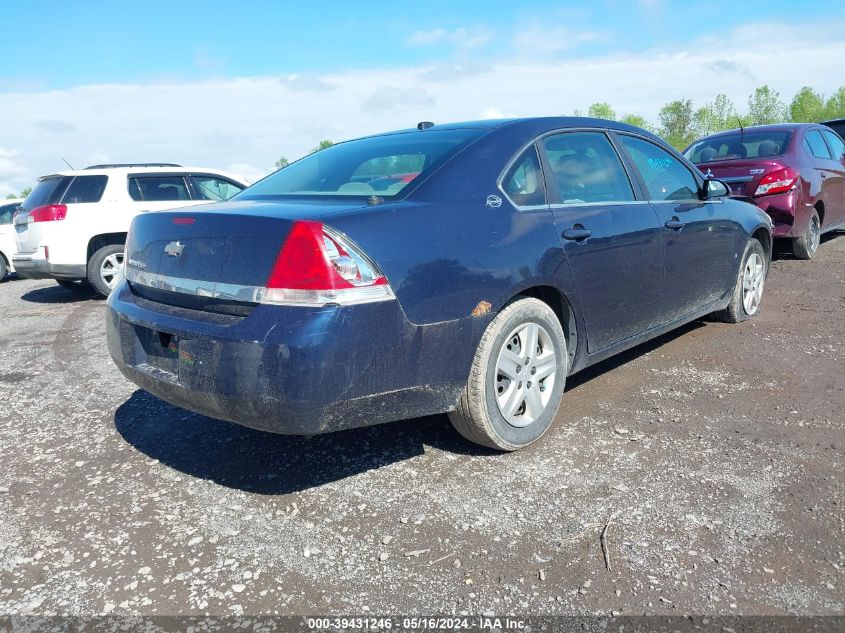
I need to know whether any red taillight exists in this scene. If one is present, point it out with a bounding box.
[29,204,67,222]
[262,220,392,306]
[754,166,798,196]
[172,217,195,225]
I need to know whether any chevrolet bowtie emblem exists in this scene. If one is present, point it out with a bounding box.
[165,241,185,257]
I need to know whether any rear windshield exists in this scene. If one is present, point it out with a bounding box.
[21,176,71,212]
[237,128,486,200]
[685,131,793,164]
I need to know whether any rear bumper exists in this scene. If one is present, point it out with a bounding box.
[12,249,86,280]
[752,190,808,238]
[106,279,486,435]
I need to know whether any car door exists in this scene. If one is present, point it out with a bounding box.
[803,129,844,227]
[820,129,845,225]
[540,130,663,352]
[614,133,740,323]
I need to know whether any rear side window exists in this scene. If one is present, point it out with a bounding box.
[804,130,832,159]
[541,132,634,204]
[20,176,72,212]
[61,175,108,203]
[822,130,845,161]
[501,147,546,207]
[618,135,699,201]
[129,176,190,201]
[189,176,243,201]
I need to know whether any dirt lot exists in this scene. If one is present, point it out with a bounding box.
[0,235,843,619]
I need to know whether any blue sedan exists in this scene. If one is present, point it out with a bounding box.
[106,117,772,450]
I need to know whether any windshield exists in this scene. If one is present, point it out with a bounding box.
[238,128,486,200]
[685,131,793,164]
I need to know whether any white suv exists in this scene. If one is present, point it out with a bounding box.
[13,164,248,296]
[0,198,24,280]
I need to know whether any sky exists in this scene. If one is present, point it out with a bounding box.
[1,0,844,194]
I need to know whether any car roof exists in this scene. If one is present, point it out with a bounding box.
[351,116,665,144]
[822,118,845,125]
[37,166,248,184]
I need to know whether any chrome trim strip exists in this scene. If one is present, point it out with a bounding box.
[124,267,396,307]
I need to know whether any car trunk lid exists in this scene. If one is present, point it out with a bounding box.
[124,200,371,306]
[697,159,779,197]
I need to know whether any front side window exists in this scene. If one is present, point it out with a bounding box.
[541,132,634,204]
[501,147,546,207]
[618,135,699,201]
[822,131,845,161]
[190,176,244,201]
[129,176,190,202]
[804,130,832,160]
[237,128,485,200]
[61,175,108,204]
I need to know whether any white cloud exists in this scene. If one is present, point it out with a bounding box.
[407,27,493,52]
[1,18,843,189]
[513,26,606,56]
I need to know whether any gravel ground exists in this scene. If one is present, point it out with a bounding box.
[0,235,843,619]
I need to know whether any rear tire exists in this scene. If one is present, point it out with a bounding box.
[448,297,567,451]
[792,209,821,260]
[87,244,125,297]
[711,238,767,323]
[0,257,7,281]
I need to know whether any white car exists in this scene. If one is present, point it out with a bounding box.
[0,198,24,280]
[13,164,248,296]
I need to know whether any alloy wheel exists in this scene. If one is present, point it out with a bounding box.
[741,252,765,316]
[493,322,558,427]
[100,253,124,289]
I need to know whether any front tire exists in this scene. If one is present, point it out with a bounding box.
[711,238,767,323]
[87,244,125,297]
[792,209,821,260]
[449,297,567,451]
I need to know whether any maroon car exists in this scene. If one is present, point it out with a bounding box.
[685,124,845,259]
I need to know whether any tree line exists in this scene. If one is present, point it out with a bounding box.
[579,84,845,151]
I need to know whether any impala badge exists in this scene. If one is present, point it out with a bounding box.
[165,241,184,257]
[486,195,503,208]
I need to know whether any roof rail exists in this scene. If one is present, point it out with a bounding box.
[84,163,182,169]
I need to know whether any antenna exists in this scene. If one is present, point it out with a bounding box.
[61,157,75,170]
[737,118,744,139]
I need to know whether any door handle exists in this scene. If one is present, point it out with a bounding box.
[820,173,828,179]
[664,219,685,230]
[562,228,592,241]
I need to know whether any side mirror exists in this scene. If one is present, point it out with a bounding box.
[702,178,729,199]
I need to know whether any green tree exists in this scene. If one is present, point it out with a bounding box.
[789,87,826,122]
[275,156,289,170]
[5,193,17,199]
[747,85,786,125]
[310,139,334,154]
[619,114,654,132]
[19,187,32,198]
[587,102,616,121]
[824,86,845,119]
[658,99,698,150]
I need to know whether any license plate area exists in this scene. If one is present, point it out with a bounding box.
[137,327,184,376]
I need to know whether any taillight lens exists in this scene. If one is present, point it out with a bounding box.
[29,204,68,222]
[262,220,394,306]
[754,167,798,196]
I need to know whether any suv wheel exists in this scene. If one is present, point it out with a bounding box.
[0,257,7,281]
[87,244,125,297]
